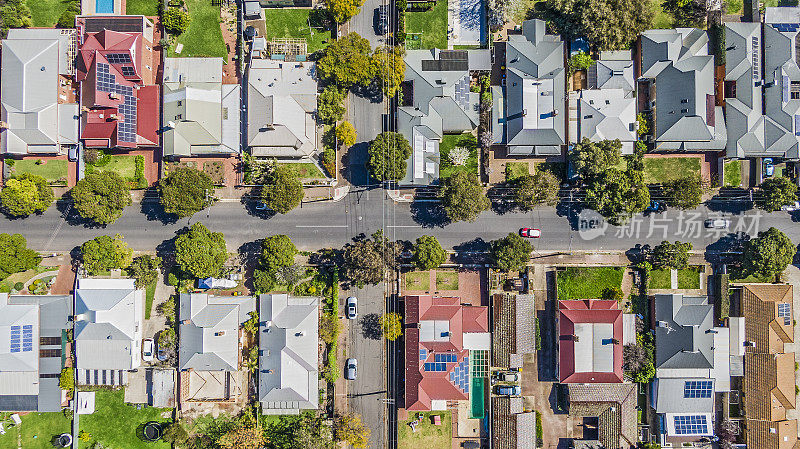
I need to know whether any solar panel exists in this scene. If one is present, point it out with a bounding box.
[674,415,708,435]
[419,349,427,361]
[683,381,712,398]
[95,63,138,143]
[120,66,136,77]
[105,53,132,64]
[778,302,791,325]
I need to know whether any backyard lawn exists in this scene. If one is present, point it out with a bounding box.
[398,411,452,449]
[145,281,156,320]
[649,269,671,289]
[436,270,459,290]
[404,271,430,291]
[10,159,68,185]
[405,0,448,49]
[649,267,701,289]
[643,157,701,184]
[439,133,479,179]
[263,9,332,54]
[126,0,159,15]
[167,0,227,59]
[724,160,742,187]
[29,0,70,27]
[556,267,624,300]
[0,411,72,449]
[78,389,171,449]
[86,154,137,179]
[279,163,326,180]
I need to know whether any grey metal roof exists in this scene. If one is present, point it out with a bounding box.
[571,88,637,154]
[654,294,714,371]
[654,378,715,414]
[259,293,319,414]
[0,395,38,411]
[178,293,255,371]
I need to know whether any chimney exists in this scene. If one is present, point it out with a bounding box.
[296,331,305,336]
[166,121,176,129]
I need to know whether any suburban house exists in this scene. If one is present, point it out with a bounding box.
[162,58,241,158]
[491,396,536,449]
[397,49,490,185]
[74,278,143,386]
[725,8,800,162]
[492,19,566,156]
[639,28,726,151]
[1,28,79,156]
[247,59,318,160]
[259,293,319,414]
[0,293,73,412]
[741,284,798,449]
[652,294,732,445]
[569,50,638,154]
[404,295,489,411]
[491,293,536,370]
[558,299,635,384]
[568,383,638,449]
[75,15,160,150]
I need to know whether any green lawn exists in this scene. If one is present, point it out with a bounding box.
[556,267,624,300]
[439,133,479,179]
[263,9,332,54]
[435,270,459,290]
[86,155,137,179]
[145,280,156,320]
[643,157,701,184]
[724,160,742,187]
[126,0,159,15]
[0,411,72,449]
[78,389,172,449]
[398,411,452,449]
[166,0,227,59]
[649,268,671,289]
[29,0,71,27]
[404,271,430,291]
[405,0,448,49]
[505,162,530,182]
[10,159,68,185]
[279,163,326,180]
[678,267,701,289]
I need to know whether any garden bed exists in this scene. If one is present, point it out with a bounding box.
[556,267,624,300]
[439,133,478,179]
[203,161,226,185]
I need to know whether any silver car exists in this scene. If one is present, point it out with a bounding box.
[345,358,358,380]
[346,296,358,319]
[704,218,730,229]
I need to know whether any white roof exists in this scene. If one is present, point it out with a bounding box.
[76,391,95,414]
[420,320,450,342]
[573,322,614,373]
[463,332,491,350]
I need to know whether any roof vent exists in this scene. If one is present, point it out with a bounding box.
[296,331,305,336]
[214,331,226,336]
[167,121,176,129]
[40,66,46,71]
[181,319,190,325]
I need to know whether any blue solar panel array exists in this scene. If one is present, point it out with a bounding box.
[10,325,33,353]
[448,356,469,393]
[674,415,708,435]
[419,348,427,361]
[434,353,457,363]
[424,362,447,372]
[96,62,138,143]
[772,23,800,33]
[683,381,712,398]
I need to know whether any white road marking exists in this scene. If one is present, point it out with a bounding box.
[295,225,348,228]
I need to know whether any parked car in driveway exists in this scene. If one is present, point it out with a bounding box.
[345,358,358,380]
[704,218,731,229]
[142,338,154,362]
[495,385,521,396]
[346,296,358,319]
[781,201,800,212]
[519,228,541,238]
[493,371,519,382]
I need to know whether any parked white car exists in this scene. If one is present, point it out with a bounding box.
[781,201,800,212]
[142,338,154,362]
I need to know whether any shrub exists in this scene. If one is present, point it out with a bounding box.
[717,273,730,321]
[59,367,74,395]
[321,147,336,177]
[162,8,191,34]
[13,282,23,291]
[534,317,541,350]
[167,272,178,286]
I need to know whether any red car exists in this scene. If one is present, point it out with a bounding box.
[519,228,541,238]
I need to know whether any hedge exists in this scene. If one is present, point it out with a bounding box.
[717,273,730,321]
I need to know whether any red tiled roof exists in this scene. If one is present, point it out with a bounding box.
[136,85,160,146]
[558,299,624,383]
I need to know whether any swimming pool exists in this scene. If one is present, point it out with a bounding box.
[96,0,114,14]
[469,377,485,419]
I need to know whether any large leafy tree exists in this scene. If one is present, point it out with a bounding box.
[125,255,162,289]
[261,164,304,214]
[336,121,357,148]
[413,235,447,270]
[264,414,334,449]
[513,171,559,210]
[371,46,406,98]
[547,0,654,50]
[0,173,53,216]
[261,235,297,272]
[650,240,692,270]
[759,176,798,212]
[159,167,215,218]
[380,313,403,341]
[342,231,400,287]
[175,222,227,279]
[0,233,40,280]
[367,132,412,182]
[71,171,131,225]
[585,167,649,225]
[317,32,375,89]
[1,0,32,35]
[162,8,191,34]
[81,234,133,276]
[334,413,370,448]
[440,171,490,223]
[742,227,796,281]
[490,232,533,272]
[318,85,347,125]
[662,176,703,210]
[661,0,708,28]
[326,0,365,23]
[569,138,622,180]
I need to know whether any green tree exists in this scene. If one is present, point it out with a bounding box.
[513,171,559,211]
[261,164,304,214]
[742,227,796,281]
[342,231,400,287]
[662,175,704,209]
[336,121,357,148]
[0,233,40,280]
[1,0,32,35]
[125,255,162,289]
[317,32,375,88]
[413,235,447,270]
[81,234,133,275]
[440,171,490,223]
[326,0,365,23]
[650,241,693,270]
[547,0,653,50]
[0,173,53,216]
[568,51,595,73]
[159,167,215,218]
[569,138,622,180]
[661,0,708,28]
[175,223,228,279]
[371,46,406,98]
[162,8,191,34]
[261,234,298,272]
[585,168,649,225]
[490,233,533,272]
[318,85,347,125]
[632,361,655,383]
[71,171,131,225]
[161,422,190,448]
[334,413,370,448]
[601,287,623,301]
[759,176,798,212]
[58,367,74,395]
[367,131,412,182]
[379,313,402,341]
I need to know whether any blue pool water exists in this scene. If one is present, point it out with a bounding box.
[96,0,114,14]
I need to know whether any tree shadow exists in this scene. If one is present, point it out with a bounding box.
[704,232,749,265]
[156,233,181,269]
[555,200,582,231]
[141,188,179,225]
[238,239,263,292]
[350,83,384,103]
[342,141,371,187]
[625,243,652,265]
[361,313,382,340]
[452,238,489,265]
[488,185,518,215]
[55,194,106,228]
[239,194,276,219]
[410,201,450,228]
